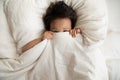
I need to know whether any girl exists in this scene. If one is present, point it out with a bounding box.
[22,1,81,52]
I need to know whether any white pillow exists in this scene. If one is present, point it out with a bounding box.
[60,0,108,48]
[3,0,107,54]
[4,0,53,54]
[0,0,18,58]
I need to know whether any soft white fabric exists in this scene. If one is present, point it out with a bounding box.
[100,31,120,59]
[0,0,109,80]
[106,0,120,32]
[106,59,120,80]
[100,31,120,80]
[0,32,108,80]
[100,0,120,79]
[3,0,49,54]
[64,0,108,47]
[0,0,18,58]
[3,0,107,55]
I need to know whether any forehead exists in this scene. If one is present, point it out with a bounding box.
[50,18,71,29]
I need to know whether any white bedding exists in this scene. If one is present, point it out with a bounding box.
[100,31,120,80]
[1,0,119,80]
[0,32,108,80]
[0,0,18,58]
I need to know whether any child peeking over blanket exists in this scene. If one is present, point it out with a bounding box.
[22,1,81,52]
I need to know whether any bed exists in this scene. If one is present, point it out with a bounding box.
[0,0,119,80]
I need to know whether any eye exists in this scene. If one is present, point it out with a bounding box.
[52,30,59,32]
[63,30,69,32]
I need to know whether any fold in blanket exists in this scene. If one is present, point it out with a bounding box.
[0,32,108,80]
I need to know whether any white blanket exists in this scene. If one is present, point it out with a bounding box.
[0,32,108,80]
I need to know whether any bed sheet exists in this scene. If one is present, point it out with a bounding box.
[0,32,108,80]
[0,0,111,80]
[100,31,120,80]
[100,31,120,59]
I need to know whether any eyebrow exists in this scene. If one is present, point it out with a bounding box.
[63,28,70,29]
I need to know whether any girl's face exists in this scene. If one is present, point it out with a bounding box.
[50,18,71,32]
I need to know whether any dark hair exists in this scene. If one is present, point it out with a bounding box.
[43,1,77,31]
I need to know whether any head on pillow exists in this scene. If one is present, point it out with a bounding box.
[43,1,77,32]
